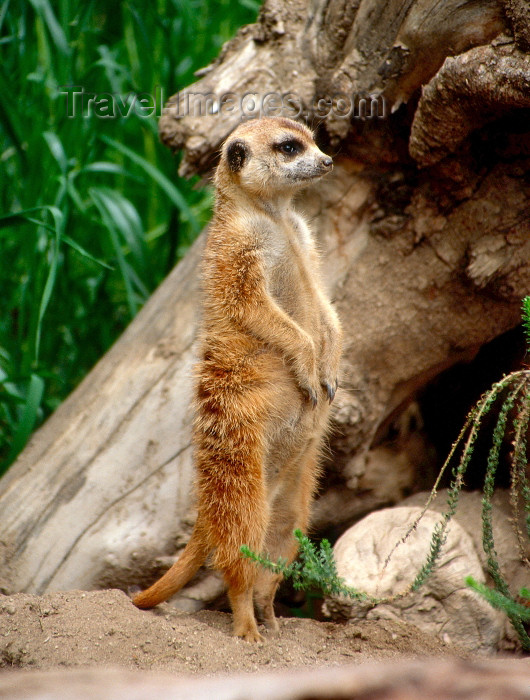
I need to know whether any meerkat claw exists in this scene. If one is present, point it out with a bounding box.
[325,382,336,403]
[307,387,318,408]
[300,384,318,407]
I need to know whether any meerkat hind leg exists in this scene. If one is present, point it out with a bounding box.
[209,465,268,643]
[229,585,264,643]
[220,552,264,642]
[254,569,285,634]
[255,439,321,633]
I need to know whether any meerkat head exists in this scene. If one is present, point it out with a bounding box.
[217,117,332,199]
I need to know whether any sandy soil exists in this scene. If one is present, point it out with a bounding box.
[0,588,467,675]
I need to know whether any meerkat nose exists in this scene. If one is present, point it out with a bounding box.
[321,156,333,168]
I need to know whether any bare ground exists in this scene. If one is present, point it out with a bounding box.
[0,588,469,674]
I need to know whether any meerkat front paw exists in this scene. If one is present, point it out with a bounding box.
[292,336,319,407]
[319,327,342,403]
[299,380,319,407]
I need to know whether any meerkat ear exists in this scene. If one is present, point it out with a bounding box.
[226,140,249,172]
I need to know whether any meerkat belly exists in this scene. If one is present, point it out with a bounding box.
[263,388,330,502]
[268,253,322,338]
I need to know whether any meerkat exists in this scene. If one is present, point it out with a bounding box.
[133,116,342,642]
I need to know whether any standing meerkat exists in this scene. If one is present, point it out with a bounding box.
[133,117,342,642]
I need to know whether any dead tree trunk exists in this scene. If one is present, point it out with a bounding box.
[1,0,529,598]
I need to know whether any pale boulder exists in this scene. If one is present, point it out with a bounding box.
[323,506,505,653]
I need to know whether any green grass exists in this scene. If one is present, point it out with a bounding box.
[0,0,260,474]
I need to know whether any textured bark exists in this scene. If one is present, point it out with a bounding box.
[158,0,508,169]
[409,42,530,166]
[0,0,529,598]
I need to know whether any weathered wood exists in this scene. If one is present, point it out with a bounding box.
[409,42,530,166]
[159,0,507,169]
[0,239,203,594]
[1,659,530,700]
[0,0,529,598]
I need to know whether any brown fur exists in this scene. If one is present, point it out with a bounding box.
[133,117,342,642]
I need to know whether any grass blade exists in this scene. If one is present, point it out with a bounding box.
[88,186,148,277]
[89,187,140,316]
[35,208,64,362]
[0,205,63,230]
[5,373,45,469]
[62,234,115,270]
[101,135,199,230]
[27,0,70,55]
[43,131,68,173]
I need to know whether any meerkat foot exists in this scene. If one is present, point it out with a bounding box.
[255,593,280,634]
[242,629,265,643]
[264,616,280,635]
[229,588,264,642]
[234,620,264,643]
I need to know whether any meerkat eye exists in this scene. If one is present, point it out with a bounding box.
[276,139,304,155]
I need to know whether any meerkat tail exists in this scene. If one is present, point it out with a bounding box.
[133,527,208,609]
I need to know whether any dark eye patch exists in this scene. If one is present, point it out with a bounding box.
[275,139,305,156]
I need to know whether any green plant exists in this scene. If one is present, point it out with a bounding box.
[241,529,377,604]
[466,579,530,623]
[242,296,530,649]
[0,0,260,473]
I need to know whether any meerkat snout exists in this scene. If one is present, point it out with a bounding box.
[314,154,333,176]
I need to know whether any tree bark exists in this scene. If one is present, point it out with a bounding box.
[1,0,529,597]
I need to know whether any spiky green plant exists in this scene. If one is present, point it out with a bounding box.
[465,579,530,623]
[242,296,530,649]
[241,529,376,603]
[0,0,260,473]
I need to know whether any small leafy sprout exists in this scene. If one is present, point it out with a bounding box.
[241,529,376,604]
[522,296,530,352]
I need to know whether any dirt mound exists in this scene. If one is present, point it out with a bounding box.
[1,589,462,674]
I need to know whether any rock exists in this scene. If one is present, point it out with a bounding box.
[402,488,530,649]
[323,506,505,653]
